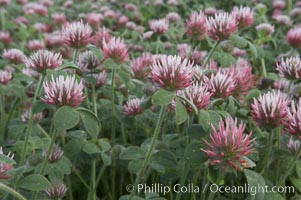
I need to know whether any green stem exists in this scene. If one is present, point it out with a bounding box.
[275,128,281,184]
[90,159,97,200]
[111,160,116,200]
[73,167,90,191]
[111,69,116,142]
[261,132,273,174]
[20,75,45,165]
[260,58,267,78]
[0,182,26,200]
[1,8,5,31]
[287,80,293,93]
[73,49,79,64]
[40,129,57,175]
[277,145,301,185]
[3,98,19,140]
[94,165,106,193]
[203,41,219,68]
[155,35,161,54]
[130,106,167,199]
[92,86,97,116]
[36,124,50,139]
[175,162,189,200]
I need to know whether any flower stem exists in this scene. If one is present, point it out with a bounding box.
[20,75,45,166]
[111,69,116,142]
[155,35,161,54]
[39,129,57,175]
[203,41,219,68]
[73,49,79,64]
[261,132,273,174]
[0,182,26,200]
[275,127,281,184]
[277,144,301,185]
[175,161,189,200]
[260,58,267,78]
[1,8,5,31]
[130,106,167,199]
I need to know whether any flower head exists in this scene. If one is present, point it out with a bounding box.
[42,75,85,107]
[62,21,92,48]
[25,50,62,73]
[131,53,153,80]
[101,37,128,63]
[201,117,255,172]
[0,147,14,179]
[276,56,301,80]
[21,107,43,123]
[52,13,67,25]
[251,90,289,129]
[186,11,207,40]
[206,12,238,41]
[177,83,211,112]
[77,51,100,72]
[287,26,301,48]
[166,12,181,22]
[0,31,11,46]
[124,97,144,116]
[231,6,254,28]
[286,99,301,137]
[89,27,111,48]
[3,48,26,64]
[256,23,274,36]
[87,13,103,28]
[0,70,13,84]
[150,55,194,91]
[149,19,169,34]
[45,180,68,199]
[23,3,48,16]
[27,40,45,51]
[205,70,236,98]
[43,145,64,163]
[288,137,300,155]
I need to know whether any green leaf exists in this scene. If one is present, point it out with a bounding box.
[263,192,285,200]
[57,62,82,74]
[152,90,175,106]
[14,73,35,82]
[119,146,146,160]
[18,174,51,191]
[88,44,103,61]
[0,154,16,165]
[82,143,102,154]
[246,89,261,101]
[32,100,53,114]
[77,108,101,139]
[128,159,143,174]
[53,106,80,130]
[244,169,265,200]
[98,139,111,152]
[290,177,301,193]
[184,141,207,168]
[101,152,112,166]
[175,98,187,125]
[248,42,258,59]
[103,58,119,69]
[119,67,131,84]
[230,34,248,48]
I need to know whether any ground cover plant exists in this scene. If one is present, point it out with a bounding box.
[1,0,301,199]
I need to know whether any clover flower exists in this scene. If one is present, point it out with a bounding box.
[251,90,289,129]
[150,55,194,91]
[276,56,301,80]
[124,97,144,116]
[201,117,255,172]
[42,75,85,107]
[61,20,92,48]
[101,37,128,63]
[177,83,211,112]
[287,26,301,48]
[206,12,238,41]
[186,11,207,40]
